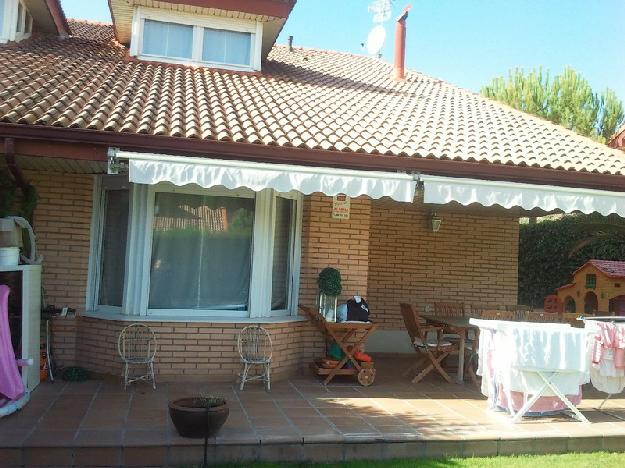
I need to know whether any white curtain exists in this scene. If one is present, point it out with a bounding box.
[203,28,251,65]
[98,189,129,307]
[143,20,193,59]
[148,192,254,310]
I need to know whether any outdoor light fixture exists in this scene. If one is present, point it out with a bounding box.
[431,212,442,232]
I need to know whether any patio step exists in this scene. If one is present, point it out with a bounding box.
[2,434,625,467]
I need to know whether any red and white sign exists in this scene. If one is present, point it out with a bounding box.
[332,194,351,220]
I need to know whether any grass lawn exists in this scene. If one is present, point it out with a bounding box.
[207,452,625,467]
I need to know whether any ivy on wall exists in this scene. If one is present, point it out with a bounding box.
[519,214,625,307]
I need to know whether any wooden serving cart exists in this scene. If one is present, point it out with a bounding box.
[301,305,377,386]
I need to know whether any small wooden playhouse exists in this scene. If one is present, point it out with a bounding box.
[555,260,625,316]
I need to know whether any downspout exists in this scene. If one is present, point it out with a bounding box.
[4,138,28,191]
[393,5,411,81]
[3,137,37,223]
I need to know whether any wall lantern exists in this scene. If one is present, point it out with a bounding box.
[431,212,442,232]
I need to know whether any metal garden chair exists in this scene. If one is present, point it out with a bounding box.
[117,323,157,390]
[237,325,272,391]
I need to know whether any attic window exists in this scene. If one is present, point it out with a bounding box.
[15,1,21,32]
[0,0,32,43]
[143,20,193,59]
[202,28,251,66]
[134,8,262,71]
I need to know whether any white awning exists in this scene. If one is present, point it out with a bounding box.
[117,151,417,202]
[422,174,625,217]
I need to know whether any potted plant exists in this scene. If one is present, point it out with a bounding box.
[318,267,342,322]
[168,394,229,438]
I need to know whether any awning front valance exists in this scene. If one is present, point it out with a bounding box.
[422,174,625,217]
[118,151,417,202]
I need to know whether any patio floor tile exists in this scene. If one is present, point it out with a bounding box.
[2,355,625,463]
[74,429,124,446]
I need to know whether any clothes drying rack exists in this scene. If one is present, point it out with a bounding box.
[470,318,590,424]
[582,316,625,422]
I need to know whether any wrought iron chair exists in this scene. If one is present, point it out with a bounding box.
[237,325,273,391]
[117,323,157,390]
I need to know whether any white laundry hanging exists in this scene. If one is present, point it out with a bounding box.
[470,318,589,423]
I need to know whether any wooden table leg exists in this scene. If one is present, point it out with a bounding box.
[457,332,465,384]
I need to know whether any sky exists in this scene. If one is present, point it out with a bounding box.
[60,0,625,102]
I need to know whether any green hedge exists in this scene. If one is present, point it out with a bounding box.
[519,215,625,307]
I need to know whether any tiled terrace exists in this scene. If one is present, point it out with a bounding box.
[1,356,625,467]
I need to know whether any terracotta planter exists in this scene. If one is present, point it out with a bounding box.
[168,398,229,438]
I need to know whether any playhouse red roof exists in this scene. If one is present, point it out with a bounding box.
[576,260,625,279]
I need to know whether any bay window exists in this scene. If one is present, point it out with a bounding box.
[88,176,129,311]
[88,177,302,320]
[148,192,254,313]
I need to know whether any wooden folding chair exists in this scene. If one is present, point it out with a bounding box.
[480,310,515,320]
[434,302,465,317]
[400,303,459,384]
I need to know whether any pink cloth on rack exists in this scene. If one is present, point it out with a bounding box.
[592,322,625,369]
[0,285,24,401]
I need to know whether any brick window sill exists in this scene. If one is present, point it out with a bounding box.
[82,309,308,324]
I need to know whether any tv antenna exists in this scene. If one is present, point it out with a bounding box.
[364,0,393,57]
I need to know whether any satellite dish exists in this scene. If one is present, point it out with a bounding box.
[366,24,386,55]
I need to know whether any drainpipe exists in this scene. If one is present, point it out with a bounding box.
[393,5,411,81]
[3,138,29,191]
[3,137,36,223]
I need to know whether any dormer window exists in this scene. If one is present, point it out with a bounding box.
[202,28,251,66]
[131,7,262,71]
[143,20,193,59]
[0,0,32,43]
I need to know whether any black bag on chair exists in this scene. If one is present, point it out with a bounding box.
[346,296,370,322]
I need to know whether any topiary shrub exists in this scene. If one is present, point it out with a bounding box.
[318,267,342,296]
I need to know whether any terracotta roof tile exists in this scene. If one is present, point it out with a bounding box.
[1,20,625,175]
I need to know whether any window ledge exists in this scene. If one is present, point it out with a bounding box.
[82,309,307,324]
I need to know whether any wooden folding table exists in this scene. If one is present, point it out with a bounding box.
[301,306,377,386]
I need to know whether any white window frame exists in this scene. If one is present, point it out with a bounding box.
[87,177,303,320]
[0,0,31,43]
[86,175,131,314]
[130,6,263,72]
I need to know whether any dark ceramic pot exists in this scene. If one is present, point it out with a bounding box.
[168,398,229,438]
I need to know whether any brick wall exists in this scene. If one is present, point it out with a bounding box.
[367,200,519,329]
[26,171,93,311]
[51,316,325,381]
[298,194,371,307]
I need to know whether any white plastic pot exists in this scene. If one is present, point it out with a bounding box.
[0,247,19,266]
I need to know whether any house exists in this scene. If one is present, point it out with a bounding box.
[556,259,625,316]
[610,124,625,151]
[2,0,625,380]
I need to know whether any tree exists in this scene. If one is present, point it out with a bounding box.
[481,67,624,143]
